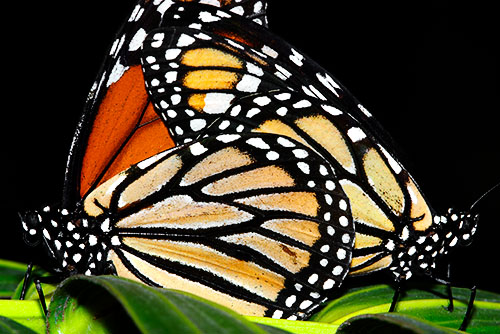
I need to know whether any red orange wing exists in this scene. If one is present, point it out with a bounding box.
[62,0,269,206]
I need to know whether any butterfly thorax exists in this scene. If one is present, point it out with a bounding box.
[20,206,112,276]
[389,208,478,280]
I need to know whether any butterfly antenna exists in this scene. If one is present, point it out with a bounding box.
[469,182,500,213]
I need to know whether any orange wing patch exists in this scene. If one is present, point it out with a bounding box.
[80,65,174,198]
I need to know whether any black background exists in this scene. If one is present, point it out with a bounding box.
[5,0,499,294]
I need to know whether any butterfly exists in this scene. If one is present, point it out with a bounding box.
[21,132,354,319]
[139,2,479,284]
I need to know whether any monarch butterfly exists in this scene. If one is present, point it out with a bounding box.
[21,132,355,319]
[139,1,479,284]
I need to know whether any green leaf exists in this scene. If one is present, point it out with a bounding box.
[2,260,498,334]
[47,275,291,334]
[0,259,55,302]
[336,313,463,334]
[248,317,337,334]
[0,315,39,334]
[0,260,29,298]
[311,284,500,333]
[0,301,46,334]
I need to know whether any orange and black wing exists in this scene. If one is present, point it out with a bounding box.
[79,132,354,319]
[62,0,269,206]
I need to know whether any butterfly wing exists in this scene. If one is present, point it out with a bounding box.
[63,0,269,206]
[204,90,437,276]
[78,132,353,319]
[141,2,393,146]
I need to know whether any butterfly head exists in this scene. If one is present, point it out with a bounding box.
[408,208,478,278]
[437,208,479,248]
[20,206,107,276]
[388,208,478,280]
[20,209,45,247]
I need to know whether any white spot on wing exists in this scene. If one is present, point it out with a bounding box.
[165,48,182,60]
[253,96,271,106]
[216,134,241,143]
[203,93,234,114]
[247,63,263,76]
[277,137,295,147]
[293,100,311,109]
[266,151,279,160]
[129,28,147,51]
[358,104,373,117]
[289,48,304,66]
[157,0,174,15]
[89,235,97,246]
[190,119,207,131]
[199,11,221,22]
[316,72,341,97]
[378,145,403,174]
[177,34,196,47]
[230,6,244,15]
[107,62,128,87]
[262,45,278,58]
[190,142,208,156]
[321,104,343,116]
[246,108,261,118]
[297,162,310,174]
[246,137,270,149]
[236,75,261,92]
[347,127,367,142]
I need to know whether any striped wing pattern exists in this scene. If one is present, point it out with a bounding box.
[79,133,354,319]
[201,91,436,278]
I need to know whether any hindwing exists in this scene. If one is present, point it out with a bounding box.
[80,132,354,319]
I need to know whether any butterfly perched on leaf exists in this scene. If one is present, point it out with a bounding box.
[18,0,481,322]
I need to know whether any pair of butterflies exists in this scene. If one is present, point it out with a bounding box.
[21,0,478,320]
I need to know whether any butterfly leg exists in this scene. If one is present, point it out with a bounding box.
[445,263,454,312]
[389,277,404,312]
[20,264,60,317]
[34,277,48,316]
[459,285,476,331]
[20,263,48,316]
[20,262,34,300]
[431,276,454,312]
[428,267,477,331]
